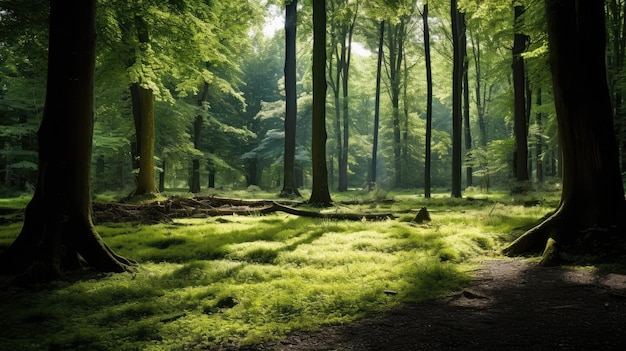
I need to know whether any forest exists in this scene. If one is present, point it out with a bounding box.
[1,0,626,350]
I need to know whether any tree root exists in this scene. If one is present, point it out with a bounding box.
[503,210,562,266]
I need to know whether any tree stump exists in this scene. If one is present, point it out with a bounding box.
[412,207,431,224]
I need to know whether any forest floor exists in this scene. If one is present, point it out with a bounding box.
[243,258,626,351]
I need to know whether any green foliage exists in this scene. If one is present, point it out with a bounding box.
[0,189,559,350]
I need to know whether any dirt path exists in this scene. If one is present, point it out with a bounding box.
[250,259,626,351]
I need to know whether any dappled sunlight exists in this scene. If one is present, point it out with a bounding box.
[0,190,563,350]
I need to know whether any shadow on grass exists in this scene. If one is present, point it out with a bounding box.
[267,259,626,351]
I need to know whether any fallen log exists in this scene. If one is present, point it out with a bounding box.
[270,201,396,221]
[92,196,396,224]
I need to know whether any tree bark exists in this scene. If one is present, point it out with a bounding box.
[423,5,432,199]
[0,0,135,280]
[461,12,472,188]
[190,82,209,193]
[369,20,384,190]
[308,0,333,207]
[281,0,301,198]
[513,4,530,183]
[504,0,626,265]
[451,0,463,198]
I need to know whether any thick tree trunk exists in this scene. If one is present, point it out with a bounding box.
[134,86,158,195]
[281,0,301,198]
[308,0,332,207]
[504,0,625,265]
[0,0,135,280]
[451,0,463,198]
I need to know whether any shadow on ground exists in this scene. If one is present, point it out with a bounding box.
[249,259,626,351]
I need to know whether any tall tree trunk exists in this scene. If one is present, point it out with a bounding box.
[190,82,209,193]
[369,20,384,190]
[504,0,625,266]
[281,0,301,198]
[388,21,405,188]
[451,0,463,198]
[513,4,530,183]
[130,15,158,197]
[470,33,488,147]
[461,12,472,188]
[308,0,332,207]
[0,0,135,279]
[423,5,432,199]
[606,0,626,172]
[134,85,157,195]
[340,15,354,192]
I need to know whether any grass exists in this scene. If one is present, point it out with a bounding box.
[0,188,558,350]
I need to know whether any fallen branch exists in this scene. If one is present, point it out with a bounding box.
[92,196,396,224]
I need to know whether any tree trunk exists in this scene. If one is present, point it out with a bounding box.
[536,88,543,182]
[423,5,432,199]
[451,1,463,198]
[0,0,135,280]
[190,82,209,193]
[369,20,384,190]
[159,159,165,192]
[503,0,626,266]
[513,4,529,183]
[281,0,301,198]
[387,21,405,188]
[461,12,472,188]
[308,0,332,207]
[134,85,158,195]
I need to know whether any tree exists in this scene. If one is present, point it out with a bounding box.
[281,0,302,198]
[512,3,530,182]
[369,20,385,190]
[0,0,135,279]
[504,0,625,265]
[451,0,464,198]
[327,0,359,192]
[308,0,333,207]
[422,3,433,198]
[606,0,626,171]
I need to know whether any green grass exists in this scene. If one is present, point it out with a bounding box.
[0,189,557,350]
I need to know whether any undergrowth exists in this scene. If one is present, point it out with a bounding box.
[0,189,557,350]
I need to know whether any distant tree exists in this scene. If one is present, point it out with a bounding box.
[461,12,472,188]
[369,20,385,190]
[451,0,464,198]
[327,0,359,192]
[308,0,333,207]
[504,0,625,265]
[0,0,135,279]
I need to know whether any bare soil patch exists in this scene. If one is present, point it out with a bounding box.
[247,259,626,351]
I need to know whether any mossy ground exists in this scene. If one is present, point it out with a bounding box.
[0,188,558,350]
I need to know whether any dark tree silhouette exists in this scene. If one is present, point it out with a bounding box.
[0,0,136,280]
[450,0,463,198]
[281,0,301,198]
[422,5,432,198]
[512,4,530,183]
[308,0,333,207]
[504,0,626,265]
